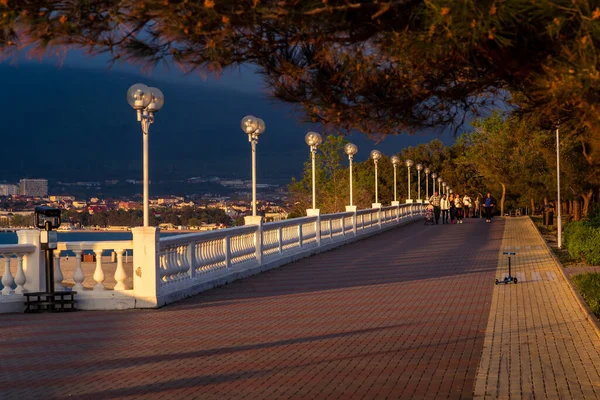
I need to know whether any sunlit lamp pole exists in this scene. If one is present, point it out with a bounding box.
[391,156,400,206]
[442,181,447,196]
[344,143,358,211]
[241,115,266,217]
[370,150,382,207]
[416,163,423,203]
[424,167,430,202]
[431,172,438,197]
[405,159,414,203]
[556,127,562,248]
[127,83,165,227]
[305,132,323,211]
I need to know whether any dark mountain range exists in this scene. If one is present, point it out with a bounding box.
[0,63,454,185]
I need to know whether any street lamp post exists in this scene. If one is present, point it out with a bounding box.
[126,83,165,227]
[432,173,438,196]
[305,132,323,214]
[424,168,430,202]
[442,181,447,196]
[416,164,423,203]
[241,115,266,217]
[370,150,382,208]
[344,143,358,212]
[391,156,400,206]
[556,127,562,248]
[405,159,414,203]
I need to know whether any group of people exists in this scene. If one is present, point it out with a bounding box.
[427,192,497,225]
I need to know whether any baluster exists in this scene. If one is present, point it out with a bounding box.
[53,250,64,291]
[159,251,167,282]
[279,227,284,252]
[166,247,173,281]
[224,236,231,268]
[329,219,333,240]
[175,245,182,280]
[92,249,105,291]
[298,223,303,247]
[73,250,84,291]
[168,247,175,281]
[1,256,14,295]
[181,244,190,277]
[114,250,127,291]
[14,254,26,294]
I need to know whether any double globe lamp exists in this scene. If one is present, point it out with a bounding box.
[305,132,323,215]
[126,83,165,227]
[240,115,266,219]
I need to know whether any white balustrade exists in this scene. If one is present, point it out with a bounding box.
[0,244,37,303]
[56,241,134,293]
[1,205,424,313]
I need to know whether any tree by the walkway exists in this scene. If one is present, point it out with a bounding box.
[3,1,600,141]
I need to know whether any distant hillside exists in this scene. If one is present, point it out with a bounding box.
[0,63,454,184]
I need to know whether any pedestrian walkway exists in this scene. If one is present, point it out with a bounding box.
[474,217,600,399]
[1,217,600,399]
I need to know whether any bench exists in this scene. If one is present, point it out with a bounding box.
[24,291,78,313]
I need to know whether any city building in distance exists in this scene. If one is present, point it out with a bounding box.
[19,179,48,197]
[0,184,19,196]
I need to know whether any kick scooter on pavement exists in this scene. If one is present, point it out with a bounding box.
[495,252,518,285]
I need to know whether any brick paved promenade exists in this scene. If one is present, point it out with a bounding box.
[474,218,600,399]
[1,217,599,399]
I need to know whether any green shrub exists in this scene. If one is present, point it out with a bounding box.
[587,206,600,228]
[565,221,600,265]
[572,273,600,318]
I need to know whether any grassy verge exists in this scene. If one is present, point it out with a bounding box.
[572,273,600,319]
[531,216,600,318]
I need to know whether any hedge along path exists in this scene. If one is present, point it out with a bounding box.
[473,217,600,399]
[564,221,600,265]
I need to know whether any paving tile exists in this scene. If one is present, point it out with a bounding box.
[4,217,599,399]
[473,217,600,399]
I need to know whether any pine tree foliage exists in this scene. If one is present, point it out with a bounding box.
[3,0,600,141]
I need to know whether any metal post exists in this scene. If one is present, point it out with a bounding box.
[426,173,429,200]
[393,165,397,202]
[374,161,379,204]
[311,149,316,209]
[349,156,354,206]
[44,221,54,293]
[407,167,411,199]
[251,139,257,217]
[418,170,421,200]
[556,127,562,248]
[142,124,149,227]
[433,179,436,195]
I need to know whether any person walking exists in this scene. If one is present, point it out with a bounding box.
[448,193,456,224]
[462,193,472,218]
[474,196,481,218]
[440,194,450,224]
[428,191,441,225]
[484,192,497,222]
[454,194,463,224]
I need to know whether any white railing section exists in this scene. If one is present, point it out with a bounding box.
[2,204,424,312]
[56,241,134,292]
[157,204,424,300]
[158,226,258,292]
[0,244,37,297]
